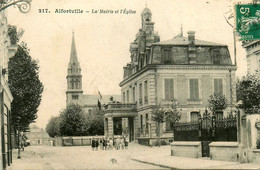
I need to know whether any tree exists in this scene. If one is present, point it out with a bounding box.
[59,104,87,136]
[236,73,260,113]
[8,43,44,132]
[208,93,228,114]
[165,99,181,131]
[46,116,60,138]
[152,99,181,147]
[151,105,165,147]
[86,108,104,135]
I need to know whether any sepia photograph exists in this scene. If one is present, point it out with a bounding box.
[0,0,260,169]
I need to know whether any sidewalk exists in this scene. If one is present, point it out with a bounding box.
[131,152,260,169]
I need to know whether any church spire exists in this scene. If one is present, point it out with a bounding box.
[70,30,79,65]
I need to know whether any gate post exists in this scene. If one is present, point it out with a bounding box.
[212,114,216,141]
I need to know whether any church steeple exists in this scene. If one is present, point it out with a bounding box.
[66,31,83,106]
[68,31,81,75]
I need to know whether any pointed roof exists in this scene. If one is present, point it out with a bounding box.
[153,36,226,46]
[69,31,79,65]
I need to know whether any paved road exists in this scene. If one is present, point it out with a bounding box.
[10,143,168,169]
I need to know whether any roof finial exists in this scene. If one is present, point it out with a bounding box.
[145,0,147,7]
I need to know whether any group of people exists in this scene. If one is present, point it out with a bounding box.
[91,136,129,151]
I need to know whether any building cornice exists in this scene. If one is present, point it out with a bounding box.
[120,64,237,87]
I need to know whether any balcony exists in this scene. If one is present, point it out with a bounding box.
[105,103,137,117]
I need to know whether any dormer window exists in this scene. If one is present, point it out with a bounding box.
[213,54,220,65]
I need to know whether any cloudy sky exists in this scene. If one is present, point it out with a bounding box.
[7,0,247,128]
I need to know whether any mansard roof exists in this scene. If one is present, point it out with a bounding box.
[153,35,226,47]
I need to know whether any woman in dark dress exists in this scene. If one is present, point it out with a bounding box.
[95,139,99,151]
[91,138,95,151]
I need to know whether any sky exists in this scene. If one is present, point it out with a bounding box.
[7,0,247,128]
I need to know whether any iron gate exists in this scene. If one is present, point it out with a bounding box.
[174,110,237,157]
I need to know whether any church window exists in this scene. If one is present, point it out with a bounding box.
[72,95,78,100]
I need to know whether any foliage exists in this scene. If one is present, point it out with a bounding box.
[165,99,182,129]
[59,104,88,136]
[86,108,104,135]
[8,25,18,45]
[151,99,181,146]
[8,44,44,131]
[208,93,228,113]
[236,73,260,113]
[46,116,60,138]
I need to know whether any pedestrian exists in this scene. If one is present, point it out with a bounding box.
[91,138,95,151]
[100,138,103,150]
[124,137,128,149]
[120,136,125,150]
[109,138,113,150]
[95,138,99,151]
[103,138,107,150]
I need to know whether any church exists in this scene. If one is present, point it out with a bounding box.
[65,32,121,113]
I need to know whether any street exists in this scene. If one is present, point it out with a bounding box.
[9,143,168,169]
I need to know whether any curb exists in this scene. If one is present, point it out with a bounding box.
[131,158,178,169]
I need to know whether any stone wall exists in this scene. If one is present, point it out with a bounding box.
[171,141,202,158]
[209,142,238,162]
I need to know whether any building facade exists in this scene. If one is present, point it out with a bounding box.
[242,40,260,75]
[104,7,237,143]
[26,124,50,146]
[66,32,120,113]
[0,10,17,170]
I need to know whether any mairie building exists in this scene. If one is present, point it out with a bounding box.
[66,32,120,113]
[104,7,237,144]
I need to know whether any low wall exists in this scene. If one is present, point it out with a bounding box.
[252,149,260,163]
[55,136,104,147]
[209,142,238,162]
[137,137,173,146]
[171,141,201,158]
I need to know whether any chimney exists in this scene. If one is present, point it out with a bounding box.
[187,31,195,44]
[187,31,196,64]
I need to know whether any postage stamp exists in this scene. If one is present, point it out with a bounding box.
[235,3,260,40]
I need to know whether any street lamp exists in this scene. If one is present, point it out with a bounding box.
[0,0,32,13]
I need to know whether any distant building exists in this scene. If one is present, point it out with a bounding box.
[104,7,237,143]
[66,32,120,113]
[26,124,50,146]
[242,40,260,75]
[0,10,17,169]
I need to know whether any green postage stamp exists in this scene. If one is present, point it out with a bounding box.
[236,3,260,40]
